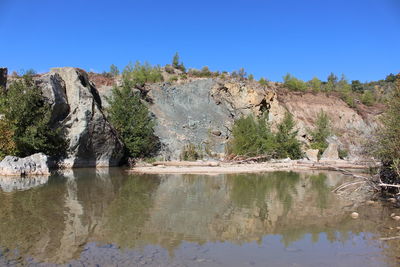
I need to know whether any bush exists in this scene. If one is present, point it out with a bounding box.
[275,112,303,159]
[168,75,178,83]
[283,73,308,91]
[109,64,119,76]
[106,81,159,158]
[122,61,163,88]
[259,77,268,86]
[172,52,186,72]
[361,90,375,106]
[228,112,303,159]
[248,74,254,81]
[0,76,67,158]
[309,77,322,92]
[228,113,275,157]
[309,110,331,156]
[180,143,202,161]
[165,64,175,74]
[188,66,213,78]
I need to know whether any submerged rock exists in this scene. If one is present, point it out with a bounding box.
[0,153,50,176]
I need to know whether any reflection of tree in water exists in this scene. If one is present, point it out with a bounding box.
[230,171,300,217]
[309,173,330,209]
[102,174,160,248]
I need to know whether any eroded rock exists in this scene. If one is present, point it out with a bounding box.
[0,153,50,176]
[320,143,339,161]
[305,149,319,162]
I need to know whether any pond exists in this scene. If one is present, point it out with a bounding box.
[0,169,399,266]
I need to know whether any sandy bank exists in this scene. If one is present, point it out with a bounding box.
[129,160,376,175]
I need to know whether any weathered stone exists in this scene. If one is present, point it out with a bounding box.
[305,149,319,162]
[350,212,359,219]
[0,153,50,176]
[39,67,125,167]
[0,67,7,92]
[320,143,339,161]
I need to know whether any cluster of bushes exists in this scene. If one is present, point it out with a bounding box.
[227,112,303,159]
[122,61,164,88]
[374,75,400,189]
[308,110,331,156]
[0,74,66,160]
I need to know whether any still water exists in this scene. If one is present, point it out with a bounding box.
[0,169,399,266]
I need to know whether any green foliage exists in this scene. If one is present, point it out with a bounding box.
[337,78,356,107]
[188,66,213,77]
[375,76,400,162]
[283,73,308,91]
[228,112,302,159]
[275,112,303,159]
[168,75,178,83]
[228,113,275,157]
[361,90,375,106]
[122,61,163,88]
[338,149,348,159]
[109,64,119,76]
[231,68,247,80]
[351,80,364,92]
[309,77,322,92]
[165,64,175,74]
[248,74,254,81]
[259,77,268,86]
[0,76,67,158]
[180,143,202,161]
[309,110,331,155]
[106,82,159,158]
[172,52,186,72]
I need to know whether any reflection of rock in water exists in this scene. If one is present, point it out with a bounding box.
[0,175,49,192]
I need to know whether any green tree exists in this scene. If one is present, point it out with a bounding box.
[259,77,268,86]
[0,76,66,158]
[109,64,119,76]
[106,81,159,158]
[361,90,375,106]
[228,113,275,157]
[309,110,331,155]
[248,74,254,81]
[309,77,322,92]
[351,80,364,92]
[172,52,186,72]
[275,112,303,159]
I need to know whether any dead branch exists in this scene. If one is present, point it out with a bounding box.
[379,236,400,241]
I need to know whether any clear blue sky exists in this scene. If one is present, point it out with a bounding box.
[0,0,399,82]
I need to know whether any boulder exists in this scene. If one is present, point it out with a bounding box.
[39,67,125,167]
[0,153,50,176]
[305,149,319,162]
[320,143,339,161]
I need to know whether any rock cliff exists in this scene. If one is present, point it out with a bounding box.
[37,68,125,167]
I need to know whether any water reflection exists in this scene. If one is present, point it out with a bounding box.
[0,169,397,266]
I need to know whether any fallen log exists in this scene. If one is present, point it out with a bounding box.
[379,236,400,241]
[152,161,220,167]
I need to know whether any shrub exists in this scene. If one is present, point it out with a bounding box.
[168,75,178,83]
[188,66,213,78]
[122,61,163,88]
[248,74,254,81]
[309,110,331,156]
[228,113,275,157]
[351,80,364,92]
[338,149,348,159]
[0,76,67,158]
[172,52,186,72]
[259,77,268,86]
[309,77,322,92]
[165,64,175,74]
[180,143,202,161]
[283,73,308,91]
[106,81,159,158]
[275,112,303,159]
[361,90,375,106]
[109,64,119,76]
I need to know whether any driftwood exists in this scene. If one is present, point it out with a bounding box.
[379,236,400,241]
[152,161,220,167]
[225,155,272,164]
[378,183,400,188]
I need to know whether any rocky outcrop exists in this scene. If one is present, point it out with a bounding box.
[305,149,319,162]
[38,68,125,167]
[320,143,340,161]
[0,153,50,176]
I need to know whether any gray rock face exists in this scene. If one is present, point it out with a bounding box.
[305,149,319,162]
[0,153,50,176]
[148,79,234,160]
[320,143,339,161]
[38,68,125,167]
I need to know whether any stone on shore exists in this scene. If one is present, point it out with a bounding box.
[0,153,50,176]
[320,143,339,161]
[305,149,319,162]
